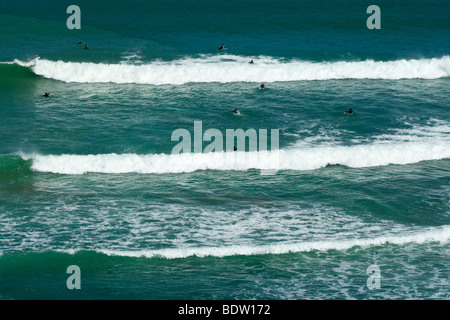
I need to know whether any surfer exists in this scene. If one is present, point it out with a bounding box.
[345,108,354,115]
[218,44,225,51]
[249,60,254,64]
[77,41,84,45]
[232,108,239,114]
[260,84,265,90]
[44,92,51,97]
[84,45,89,50]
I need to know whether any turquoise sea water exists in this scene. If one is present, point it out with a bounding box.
[0,0,449,299]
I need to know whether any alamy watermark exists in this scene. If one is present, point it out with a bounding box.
[66,265,81,290]
[367,5,381,29]
[366,265,381,290]
[66,5,81,29]
[171,121,280,175]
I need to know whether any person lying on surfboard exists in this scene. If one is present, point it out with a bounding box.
[218,44,225,51]
[345,108,354,115]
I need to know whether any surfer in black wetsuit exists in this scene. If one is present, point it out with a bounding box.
[84,45,89,50]
[218,44,225,51]
[249,60,254,64]
[44,92,51,97]
[77,41,84,45]
[345,108,354,115]
[232,108,239,114]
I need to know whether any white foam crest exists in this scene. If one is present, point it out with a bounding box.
[19,137,450,174]
[29,55,450,84]
[119,50,144,65]
[1,59,37,67]
[288,119,450,149]
[13,58,38,67]
[375,120,450,143]
[96,225,450,259]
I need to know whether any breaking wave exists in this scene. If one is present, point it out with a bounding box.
[18,139,450,174]
[7,55,449,84]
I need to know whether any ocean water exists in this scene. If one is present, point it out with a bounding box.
[0,0,449,300]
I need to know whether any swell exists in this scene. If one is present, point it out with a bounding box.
[0,60,38,81]
[0,154,32,181]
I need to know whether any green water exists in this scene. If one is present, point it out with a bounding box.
[0,0,449,300]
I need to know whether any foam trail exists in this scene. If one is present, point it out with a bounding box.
[13,58,39,68]
[19,138,450,174]
[95,225,450,259]
[26,55,450,84]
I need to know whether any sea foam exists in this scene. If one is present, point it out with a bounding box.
[28,55,450,85]
[95,225,450,259]
[19,138,450,174]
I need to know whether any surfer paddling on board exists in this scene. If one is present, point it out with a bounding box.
[218,44,225,51]
[43,92,51,97]
[232,108,240,115]
[344,108,354,115]
[260,83,265,90]
[77,41,84,45]
[84,44,89,50]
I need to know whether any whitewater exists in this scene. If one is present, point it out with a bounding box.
[18,121,450,174]
[9,55,450,84]
[95,225,450,259]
